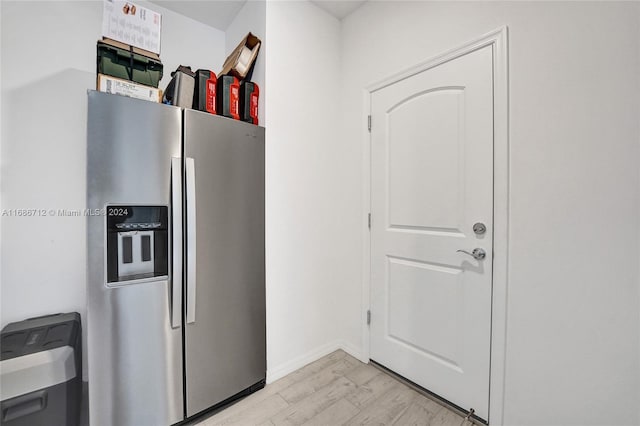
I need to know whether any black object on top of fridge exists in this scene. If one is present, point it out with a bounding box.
[163,65,196,108]
[217,75,240,120]
[193,69,217,114]
[240,81,259,125]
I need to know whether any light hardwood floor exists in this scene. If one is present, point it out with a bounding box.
[197,350,472,426]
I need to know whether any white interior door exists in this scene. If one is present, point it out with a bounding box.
[370,45,494,421]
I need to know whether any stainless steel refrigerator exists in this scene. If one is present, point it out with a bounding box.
[86,91,266,425]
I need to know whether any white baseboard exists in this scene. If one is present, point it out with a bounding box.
[339,340,368,364]
[266,340,368,384]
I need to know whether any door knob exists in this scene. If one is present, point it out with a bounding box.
[457,248,486,260]
[473,222,486,235]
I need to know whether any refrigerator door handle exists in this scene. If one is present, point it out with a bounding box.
[186,157,197,324]
[171,157,183,329]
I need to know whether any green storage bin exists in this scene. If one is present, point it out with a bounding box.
[97,40,163,88]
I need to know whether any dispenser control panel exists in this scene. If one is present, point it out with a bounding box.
[106,205,169,285]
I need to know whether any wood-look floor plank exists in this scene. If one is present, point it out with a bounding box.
[427,405,466,426]
[270,376,357,426]
[344,370,398,409]
[391,394,443,425]
[283,350,348,386]
[202,388,280,424]
[278,357,360,404]
[344,385,416,425]
[202,393,289,426]
[199,350,348,425]
[300,398,360,426]
[197,350,468,426]
[344,363,380,386]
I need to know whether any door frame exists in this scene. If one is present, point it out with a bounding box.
[361,26,509,425]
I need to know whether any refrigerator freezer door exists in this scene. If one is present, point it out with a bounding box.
[184,110,266,417]
[87,91,184,425]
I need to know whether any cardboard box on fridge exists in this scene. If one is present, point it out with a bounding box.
[220,33,261,80]
[102,0,162,55]
[97,73,162,103]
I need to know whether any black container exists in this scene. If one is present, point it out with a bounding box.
[163,66,196,108]
[97,39,163,88]
[239,81,259,125]
[216,75,240,120]
[193,70,217,114]
[1,313,81,426]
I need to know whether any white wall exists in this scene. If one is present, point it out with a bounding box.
[0,0,226,378]
[340,2,640,425]
[225,0,266,125]
[265,0,359,380]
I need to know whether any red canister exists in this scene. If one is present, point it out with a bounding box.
[217,75,240,120]
[193,69,217,114]
[240,81,259,125]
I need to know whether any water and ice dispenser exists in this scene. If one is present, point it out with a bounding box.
[106,206,169,284]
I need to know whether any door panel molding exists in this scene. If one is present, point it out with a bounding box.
[386,86,464,114]
[362,26,509,425]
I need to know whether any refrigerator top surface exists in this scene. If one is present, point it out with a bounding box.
[89,90,265,131]
[185,104,266,131]
[88,90,181,116]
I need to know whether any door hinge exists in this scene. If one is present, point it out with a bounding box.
[367,213,371,229]
[367,115,371,132]
[367,310,371,325]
